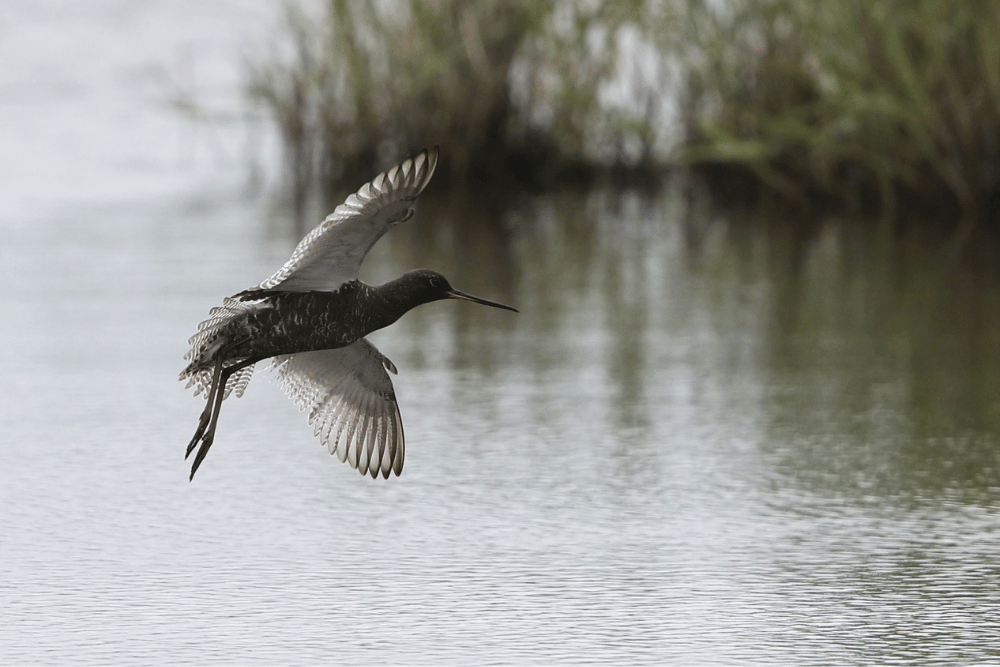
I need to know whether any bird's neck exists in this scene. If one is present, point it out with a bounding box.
[369,276,439,326]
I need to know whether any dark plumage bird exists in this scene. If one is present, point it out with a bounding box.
[180,147,516,480]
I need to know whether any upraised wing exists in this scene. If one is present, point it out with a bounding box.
[257,147,439,293]
[272,340,404,478]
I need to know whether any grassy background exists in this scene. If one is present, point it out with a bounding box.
[247,0,1000,228]
[677,0,1000,227]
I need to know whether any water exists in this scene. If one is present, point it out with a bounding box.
[2,2,1000,665]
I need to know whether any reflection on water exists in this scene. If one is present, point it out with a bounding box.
[3,0,1000,653]
[0,167,1000,664]
[5,0,999,661]
[7,177,999,663]
[366,183,1000,663]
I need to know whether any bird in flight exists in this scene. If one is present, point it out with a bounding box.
[180,147,516,480]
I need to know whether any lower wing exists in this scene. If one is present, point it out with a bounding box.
[272,339,404,478]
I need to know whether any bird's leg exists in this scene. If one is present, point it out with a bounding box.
[186,357,224,460]
[188,357,258,481]
[188,367,232,481]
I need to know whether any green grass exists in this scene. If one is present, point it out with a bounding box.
[675,0,1000,226]
[248,0,554,191]
[247,0,1000,229]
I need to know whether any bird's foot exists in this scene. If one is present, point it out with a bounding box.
[188,431,215,481]
[185,410,211,459]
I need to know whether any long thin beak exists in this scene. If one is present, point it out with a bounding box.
[446,289,518,313]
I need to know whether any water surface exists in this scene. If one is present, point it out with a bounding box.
[2,2,999,665]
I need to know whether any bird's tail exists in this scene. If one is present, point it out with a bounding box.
[180,296,258,399]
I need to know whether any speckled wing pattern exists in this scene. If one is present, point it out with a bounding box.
[272,340,404,478]
[180,296,258,399]
[258,146,439,293]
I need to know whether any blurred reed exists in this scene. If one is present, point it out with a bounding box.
[676,0,1000,229]
[245,1,663,195]
[247,0,1000,230]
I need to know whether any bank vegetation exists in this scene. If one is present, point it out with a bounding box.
[247,0,1000,229]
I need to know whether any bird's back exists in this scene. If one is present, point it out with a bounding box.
[180,284,399,398]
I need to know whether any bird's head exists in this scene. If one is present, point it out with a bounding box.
[396,269,518,312]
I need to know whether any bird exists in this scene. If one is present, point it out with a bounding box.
[179,147,516,481]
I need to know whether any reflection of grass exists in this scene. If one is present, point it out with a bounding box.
[755,218,1000,501]
[677,0,1000,228]
[502,183,1000,500]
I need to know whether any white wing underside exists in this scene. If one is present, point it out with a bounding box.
[259,147,439,292]
[272,340,404,479]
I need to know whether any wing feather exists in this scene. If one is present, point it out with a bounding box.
[394,403,405,475]
[344,388,362,471]
[375,408,388,478]
[272,340,404,478]
[256,147,439,293]
[363,393,377,477]
[356,404,372,473]
[179,296,259,400]
[388,407,401,476]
